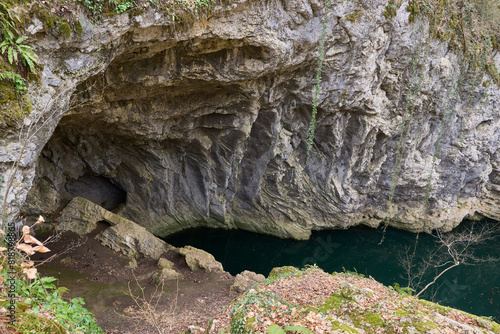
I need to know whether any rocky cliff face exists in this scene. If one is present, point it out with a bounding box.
[2,0,499,239]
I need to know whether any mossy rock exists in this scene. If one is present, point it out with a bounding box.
[38,9,54,30]
[58,19,71,39]
[267,266,299,279]
[74,20,83,37]
[0,78,32,129]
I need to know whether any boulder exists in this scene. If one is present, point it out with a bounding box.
[55,197,170,259]
[96,220,169,259]
[152,268,182,284]
[56,197,133,235]
[268,266,300,279]
[177,246,223,273]
[231,270,265,293]
[157,257,174,270]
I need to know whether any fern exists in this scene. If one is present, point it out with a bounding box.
[0,2,19,41]
[0,70,26,91]
[0,35,39,77]
[267,325,285,334]
[284,326,315,334]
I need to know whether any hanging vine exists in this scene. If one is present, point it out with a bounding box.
[305,0,331,165]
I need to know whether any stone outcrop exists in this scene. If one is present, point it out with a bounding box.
[230,270,265,293]
[177,246,224,272]
[95,221,169,259]
[56,196,131,234]
[0,0,498,239]
[56,196,169,258]
[152,268,182,284]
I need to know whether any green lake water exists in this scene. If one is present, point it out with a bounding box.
[165,219,500,321]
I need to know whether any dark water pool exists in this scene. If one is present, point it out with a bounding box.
[165,220,500,321]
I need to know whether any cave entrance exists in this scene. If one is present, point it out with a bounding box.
[66,174,127,212]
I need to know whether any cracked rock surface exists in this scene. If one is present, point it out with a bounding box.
[0,0,498,238]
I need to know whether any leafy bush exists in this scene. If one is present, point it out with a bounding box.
[0,219,104,333]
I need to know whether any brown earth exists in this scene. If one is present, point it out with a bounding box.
[32,224,238,334]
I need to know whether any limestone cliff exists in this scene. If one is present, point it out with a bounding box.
[1,0,499,239]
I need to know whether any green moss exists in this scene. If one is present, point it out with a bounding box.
[362,312,385,328]
[0,64,32,129]
[407,0,499,87]
[345,10,362,22]
[74,20,83,37]
[329,320,359,333]
[411,319,438,332]
[58,19,71,39]
[318,294,350,312]
[268,266,300,279]
[384,2,398,19]
[418,299,452,315]
[38,9,54,30]
[394,309,411,317]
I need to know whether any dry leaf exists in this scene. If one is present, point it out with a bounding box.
[36,215,45,224]
[24,234,43,246]
[22,225,30,236]
[0,247,7,252]
[21,261,34,268]
[33,245,50,253]
[16,243,35,255]
[23,267,37,279]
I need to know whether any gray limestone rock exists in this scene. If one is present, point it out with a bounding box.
[177,246,224,273]
[0,0,497,240]
[230,270,265,293]
[55,196,132,235]
[55,196,169,258]
[157,257,174,270]
[95,220,169,259]
[152,268,182,284]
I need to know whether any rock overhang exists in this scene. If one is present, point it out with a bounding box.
[6,0,500,239]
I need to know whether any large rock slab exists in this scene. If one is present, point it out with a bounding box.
[95,220,169,259]
[56,196,169,259]
[56,197,131,235]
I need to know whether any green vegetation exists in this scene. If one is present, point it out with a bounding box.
[408,0,500,85]
[0,1,39,128]
[59,19,72,39]
[230,289,297,334]
[74,20,83,37]
[305,0,330,164]
[1,36,39,75]
[384,0,401,19]
[267,324,315,334]
[0,226,104,332]
[213,266,500,333]
[76,0,221,22]
[12,276,105,333]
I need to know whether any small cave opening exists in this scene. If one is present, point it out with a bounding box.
[92,220,113,236]
[65,174,127,212]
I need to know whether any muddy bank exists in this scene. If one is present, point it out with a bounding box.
[33,229,237,333]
